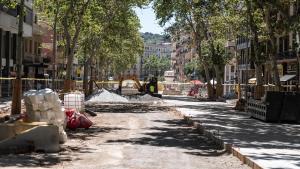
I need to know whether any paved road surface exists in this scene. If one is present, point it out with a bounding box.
[0,103,248,169]
[164,96,300,169]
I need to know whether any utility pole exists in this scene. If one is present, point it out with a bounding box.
[11,0,24,115]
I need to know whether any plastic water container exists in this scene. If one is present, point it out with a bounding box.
[64,93,85,112]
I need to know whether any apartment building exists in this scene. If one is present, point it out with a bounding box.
[171,31,196,82]
[0,1,36,96]
[124,42,172,80]
[223,2,300,97]
[0,0,61,96]
[223,40,237,96]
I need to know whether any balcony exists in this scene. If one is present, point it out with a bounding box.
[277,51,297,60]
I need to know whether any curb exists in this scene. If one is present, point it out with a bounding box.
[172,109,263,169]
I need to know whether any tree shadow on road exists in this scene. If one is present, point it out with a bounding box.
[106,118,227,157]
[174,102,300,167]
[67,126,126,141]
[0,153,70,168]
[0,125,125,168]
[163,96,218,103]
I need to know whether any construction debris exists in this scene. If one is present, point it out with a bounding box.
[65,109,93,130]
[0,122,60,154]
[23,88,67,143]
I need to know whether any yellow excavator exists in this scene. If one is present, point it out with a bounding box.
[117,75,162,98]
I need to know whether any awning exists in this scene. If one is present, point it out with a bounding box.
[248,78,256,84]
[280,75,296,82]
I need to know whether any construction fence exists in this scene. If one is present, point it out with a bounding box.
[0,78,194,97]
[0,78,297,98]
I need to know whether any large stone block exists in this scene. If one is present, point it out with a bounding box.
[0,122,60,153]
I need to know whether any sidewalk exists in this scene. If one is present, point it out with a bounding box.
[164,96,300,169]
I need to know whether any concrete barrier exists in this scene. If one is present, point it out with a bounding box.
[0,122,60,154]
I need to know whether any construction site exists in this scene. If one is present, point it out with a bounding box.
[0,76,299,169]
[1,0,300,169]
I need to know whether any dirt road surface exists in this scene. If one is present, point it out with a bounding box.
[0,104,249,169]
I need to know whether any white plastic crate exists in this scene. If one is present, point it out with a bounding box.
[64,93,85,112]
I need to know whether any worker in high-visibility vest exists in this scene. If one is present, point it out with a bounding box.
[150,85,155,93]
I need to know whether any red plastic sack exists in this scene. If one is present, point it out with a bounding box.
[78,114,93,129]
[68,115,81,130]
[65,108,76,118]
[65,109,92,130]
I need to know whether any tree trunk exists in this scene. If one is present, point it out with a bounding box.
[246,0,265,99]
[88,55,95,95]
[195,31,213,99]
[11,0,24,115]
[264,5,281,89]
[297,32,300,91]
[214,65,223,98]
[254,64,264,99]
[63,0,91,92]
[203,60,213,99]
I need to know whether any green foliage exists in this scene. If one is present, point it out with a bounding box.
[184,59,198,76]
[0,0,17,7]
[143,55,171,77]
[141,32,170,44]
[34,0,148,78]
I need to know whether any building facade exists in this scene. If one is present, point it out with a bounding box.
[0,1,64,95]
[0,1,36,96]
[171,31,196,82]
[223,2,300,97]
[124,42,172,80]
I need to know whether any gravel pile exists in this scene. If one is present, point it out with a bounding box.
[128,94,162,103]
[86,89,129,103]
[139,94,161,102]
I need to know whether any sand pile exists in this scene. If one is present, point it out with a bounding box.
[86,89,129,103]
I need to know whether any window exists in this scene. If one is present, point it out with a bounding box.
[284,35,289,51]
[24,39,28,53]
[34,42,38,55]
[29,40,32,54]
[37,43,41,55]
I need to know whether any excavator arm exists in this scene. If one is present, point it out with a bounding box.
[118,75,144,93]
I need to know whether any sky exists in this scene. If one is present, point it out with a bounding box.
[134,5,165,34]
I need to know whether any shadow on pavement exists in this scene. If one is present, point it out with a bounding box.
[67,126,127,140]
[170,98,300,167]
[162,96,203,102]
[0,153,70,168]
[0,125,123,167]
[106,118,228,157]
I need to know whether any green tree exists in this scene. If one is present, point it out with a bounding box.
[153,0,216,98]
[143,55,170,78]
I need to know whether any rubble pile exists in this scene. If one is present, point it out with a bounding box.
[24,88,67,143]
[0,100,11,117]
[86,89,129,103]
